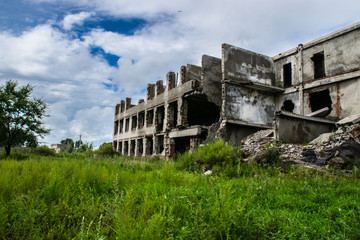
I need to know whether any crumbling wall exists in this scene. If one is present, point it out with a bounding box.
[225,84,276,125]
[275,111,336,143]
[201,55,222,107]
[222,44,275,85]
[302,27,360,82]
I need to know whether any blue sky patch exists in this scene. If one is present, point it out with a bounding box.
[90,46,120,67]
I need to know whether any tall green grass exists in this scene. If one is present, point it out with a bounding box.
[0,145,360,239]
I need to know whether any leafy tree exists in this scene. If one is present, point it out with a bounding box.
[77,142,93,152]
[0,80,50,156]
[60,138,74,152]
[74,140,83,149]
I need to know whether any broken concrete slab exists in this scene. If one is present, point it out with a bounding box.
[306,107,330,118]
[336,113,360,125]
[309,132,333,145]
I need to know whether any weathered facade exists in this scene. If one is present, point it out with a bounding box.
[113,22,360,157]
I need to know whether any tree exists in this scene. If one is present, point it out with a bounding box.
[74,139,83,149]
[0,80,50,156]
[60,138,74,152]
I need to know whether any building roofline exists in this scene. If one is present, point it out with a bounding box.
[273,21,360,60]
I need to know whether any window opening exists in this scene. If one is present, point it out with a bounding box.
[311,52,325,79]
[146,136,153,155]
[138,111,145,128]
[281,100,295,112]
[130,140,135,156]
[125,118,129,132]
[123,141,129,155]
[168,101,178,128]
[119,119,124,133]
[114,120,119,135]
[283,63,292,87]
[137,138,143,156]
[118,141,122,153]
[309,89,332,116]
[146,109,154,126]
[187,95,220,126]
[156,135,164,154]
[156,106,165,131]
[131,115,137,130]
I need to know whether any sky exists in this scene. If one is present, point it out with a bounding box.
[0,0,359,148]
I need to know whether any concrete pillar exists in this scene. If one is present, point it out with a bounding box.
[180,66,187,84]
[156,80,164,96]
[147,84,155,100]
[179,97,188,126]
[190,137,200,152]
[120,100,125,112]
[297,44,304,115]
[142,138,147,157]
[125,98,132,110]
[167,72,176,90]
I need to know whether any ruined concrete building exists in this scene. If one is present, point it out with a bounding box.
[113,22,360,158]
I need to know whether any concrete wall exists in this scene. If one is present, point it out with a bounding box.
[222,44,275,85]
[275,112,336,143]
[302,28,360,82]
[201,55,222,107]
[225,84,276,125]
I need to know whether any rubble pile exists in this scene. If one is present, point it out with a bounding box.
[302,123,360,167]
[241,129,274,158]
[241,114,360,169]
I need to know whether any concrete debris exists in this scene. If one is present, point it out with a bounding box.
[241,129,274,158]
[336,113,360,126]
[241,123,360,169]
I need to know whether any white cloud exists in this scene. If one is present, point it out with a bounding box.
[2,0,360,147]
[62,11,93,30]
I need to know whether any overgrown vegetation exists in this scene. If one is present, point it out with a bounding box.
[1,141,360,239]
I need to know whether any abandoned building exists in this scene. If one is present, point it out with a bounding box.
[113,22,360,158]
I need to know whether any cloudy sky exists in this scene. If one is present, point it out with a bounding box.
[0,0,359,147]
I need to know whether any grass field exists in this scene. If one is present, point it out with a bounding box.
[0,145,360,239]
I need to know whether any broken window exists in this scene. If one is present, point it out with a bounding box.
[311,51,325,79]
[119,119,124,133]
[156,106,165,132]
[114,120,119,135]
[187,95,220,126]
[113,141,118,151]
[168,101,178,128]
[137,138,143,156]
[281,100,295,112]
[130,140,135,156]
[132,115,137,130]
[174,137,190,155]
[156,135,164,154]
[125,118,129,132]
[138,111,145,128]
[283,63,292,87]
[145,136,153,155]
[309,89,332,116]
[146,109,154,126]
[118,141,122,153]
[123,141,129,155]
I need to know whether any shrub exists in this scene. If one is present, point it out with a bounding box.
[175,139,242,175]
[32,145,56,156]
[94,143,119,157]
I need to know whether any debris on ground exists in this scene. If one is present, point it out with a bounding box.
[240,115,360,170]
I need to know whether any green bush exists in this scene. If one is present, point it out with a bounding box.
[176,139,242,175]
[32,145,57,156]
[94,143,119,157]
